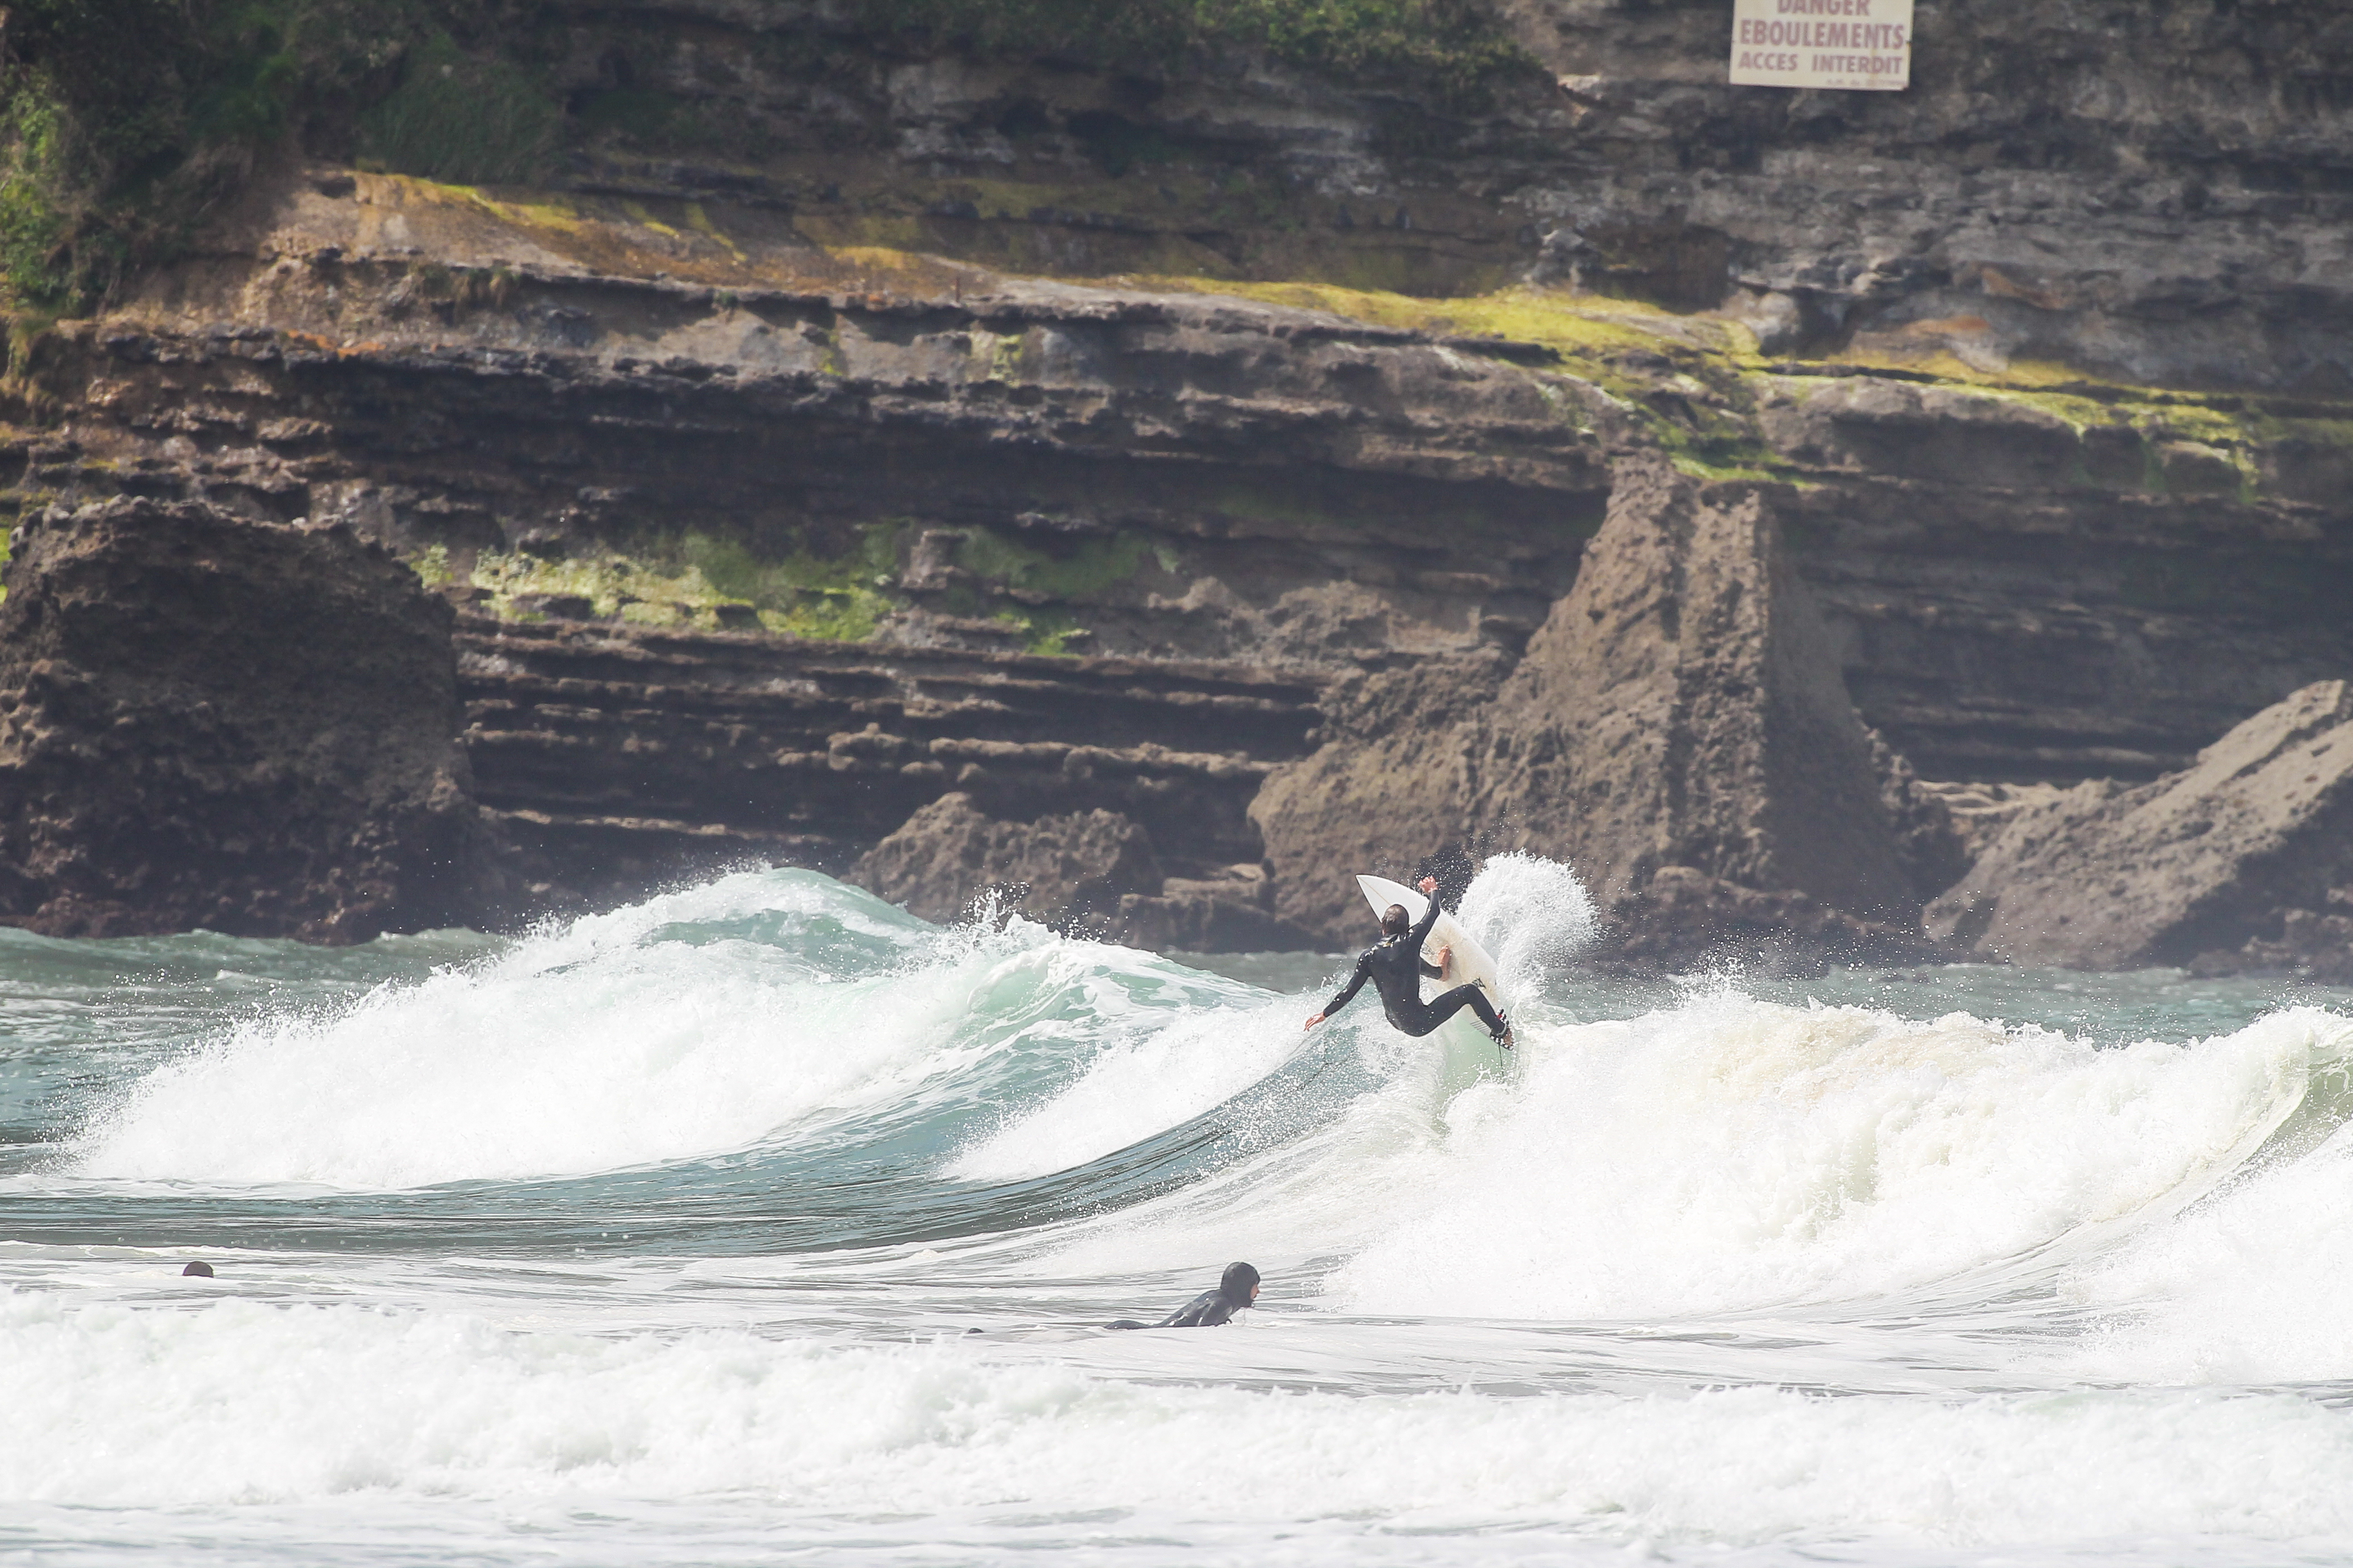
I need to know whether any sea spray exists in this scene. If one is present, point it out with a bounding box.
[1456,850,1599,1013]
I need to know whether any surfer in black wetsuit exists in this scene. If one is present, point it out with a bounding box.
[1304,874,1513,1048]
[1108,1261,1261,1329]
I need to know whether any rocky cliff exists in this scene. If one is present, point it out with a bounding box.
[0,1,2347,959]
[0,496,479,941]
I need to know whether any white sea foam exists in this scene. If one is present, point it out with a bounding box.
[70,872,1038,1188]
[9,1288,2353,1554]
[953,853,1597,1195]
[2062,1109,2353,1385]
[1329,999,2353,1319]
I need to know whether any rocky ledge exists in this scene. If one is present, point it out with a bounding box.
[1928,682,2353,981]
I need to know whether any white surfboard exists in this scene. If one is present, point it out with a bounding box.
[1356,874,1511,1084]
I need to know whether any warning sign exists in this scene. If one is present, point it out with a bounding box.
[1730,0,1911,91]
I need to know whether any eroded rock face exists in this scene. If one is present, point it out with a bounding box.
[1926,682,2353,977]
[851,793,1164,924]
[1507,0,2353,391]
[1251,653,1503,942]
[0,497,481,942]
[1256,458,1936,955]
[1477,458,1916,917]
[451,616,1321,931]
[850,792,1312,949]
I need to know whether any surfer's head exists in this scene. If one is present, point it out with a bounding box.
[1220,1261,1262,1306]
[1381,904,1410,936]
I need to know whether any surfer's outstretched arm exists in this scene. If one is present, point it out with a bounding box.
[1305,954,1373,1029]
[1408,875,1444,946]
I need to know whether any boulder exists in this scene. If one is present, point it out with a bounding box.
[0,497,482,942]
[1926,681,2353,976]
[854,793,1320,950]
[852,793,1164,924]
[1115,865,1320,953]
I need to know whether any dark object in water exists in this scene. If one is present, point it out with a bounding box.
[181,1261,215,1277]
[1110,1261,1260,1329]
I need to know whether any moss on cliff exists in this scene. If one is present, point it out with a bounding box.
[445,526,907,641]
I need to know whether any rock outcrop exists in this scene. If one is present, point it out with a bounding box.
[1926,682,2353,978]
[1256,457,1940,958]
[853,793,1162,924]
[0,497,480,942]
[1477,457,1915,915]
[852,792,1311,950]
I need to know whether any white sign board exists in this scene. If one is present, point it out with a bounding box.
[1730,0,1912,91]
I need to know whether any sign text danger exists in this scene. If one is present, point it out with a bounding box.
[1730,0,1912,91]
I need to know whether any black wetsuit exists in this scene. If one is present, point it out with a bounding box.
[1323,888,1505,1040]
[1156,1288,1245,1328]
[1109,1262,1260,1330]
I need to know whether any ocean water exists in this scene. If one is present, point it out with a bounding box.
[7,854,2353,1566]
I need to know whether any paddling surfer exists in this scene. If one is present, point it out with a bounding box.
[1108,1262,1262,1329]
[1304,874,1514,1048]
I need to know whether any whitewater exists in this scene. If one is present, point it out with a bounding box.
[7,856,2353,1567]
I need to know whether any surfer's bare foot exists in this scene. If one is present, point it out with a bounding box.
[1491,1016,1515,1049]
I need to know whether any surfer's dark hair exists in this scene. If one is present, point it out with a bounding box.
[1382,904,1410,936]
[1221,1261,1260,1302]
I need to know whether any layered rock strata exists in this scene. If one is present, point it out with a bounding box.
[455,611,1322,925]
[454,0,2353,391]
[57,257,1608,673]
[0,497,479,942]
[19,206,2344,785]
[6,0,2353,961]
[1927,682,2353,979]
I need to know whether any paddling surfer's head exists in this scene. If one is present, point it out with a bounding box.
[1382,904,1411,937]
[1220,1261,1262,1305]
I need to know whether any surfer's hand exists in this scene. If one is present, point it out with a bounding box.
[1304,1013,1325,1031]
[1416,875,1438,896]
[1436,944,1452,977]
